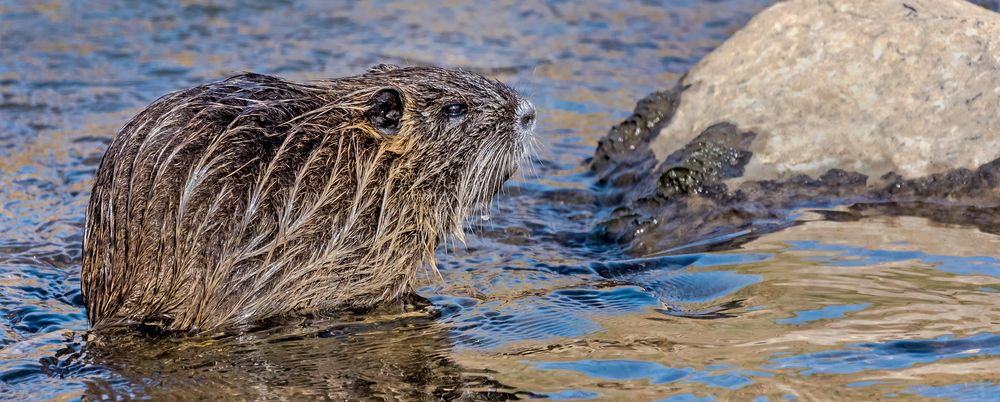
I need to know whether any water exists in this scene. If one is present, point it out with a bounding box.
[1,0,998,400]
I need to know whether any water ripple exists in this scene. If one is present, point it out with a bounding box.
[767,333,1000,375]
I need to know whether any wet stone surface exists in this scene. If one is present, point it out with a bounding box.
[591,0,1000,254]
[594,83,1000,255]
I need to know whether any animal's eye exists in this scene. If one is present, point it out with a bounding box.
[443,103,467,119]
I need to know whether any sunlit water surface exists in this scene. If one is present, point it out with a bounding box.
[1,1,998,400]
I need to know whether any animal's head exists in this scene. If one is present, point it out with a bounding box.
[344,65,536,236]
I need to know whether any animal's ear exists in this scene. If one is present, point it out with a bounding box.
[367,64,400,74]
[367,88,403,136]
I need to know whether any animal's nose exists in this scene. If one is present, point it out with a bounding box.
[518,101,536,130]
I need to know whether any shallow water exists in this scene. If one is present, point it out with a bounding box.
[1,0,998,400]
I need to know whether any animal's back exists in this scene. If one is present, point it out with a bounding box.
[83,73,384,330]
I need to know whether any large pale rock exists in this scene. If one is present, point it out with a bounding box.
[591,0,1000,254]
[650,0,1000,182]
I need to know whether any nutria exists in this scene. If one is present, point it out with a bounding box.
[81,65,536,332]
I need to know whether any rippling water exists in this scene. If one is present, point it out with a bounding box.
[1,1,998,400]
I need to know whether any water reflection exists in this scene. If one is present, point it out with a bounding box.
[767,333,1000,375]
[448,215,999,400]
[775,303,869,325]
[791,240,1000,277]
[906,382,1000,401]
[531,359,757,389]
[9,313,529,400]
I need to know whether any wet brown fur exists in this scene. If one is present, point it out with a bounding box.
[81,65,532,332]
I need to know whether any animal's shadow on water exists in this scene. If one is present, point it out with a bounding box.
[48,311,529,400]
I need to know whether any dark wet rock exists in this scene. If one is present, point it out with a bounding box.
[593,0,1000,255]
[654,123,756,201]
[592,88,680,189]
[817,201,1000,237]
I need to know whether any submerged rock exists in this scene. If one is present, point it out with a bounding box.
[594,0,1000,254]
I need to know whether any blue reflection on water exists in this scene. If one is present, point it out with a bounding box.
[550,99,605,114]
[434,287,659,349]
[767,333,1000,375]
[533,360,691,384]
[593,252,767,304]
[530,359,757,390]
[437,252,768,349]
[788,241,1000,277]
[776,303,869,325]
[657,394,715,402]
[846,381,888,388]
[641,271,761,304]
[906,382,1000,402]
[540,390,602,400]
[693,253,773,267]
